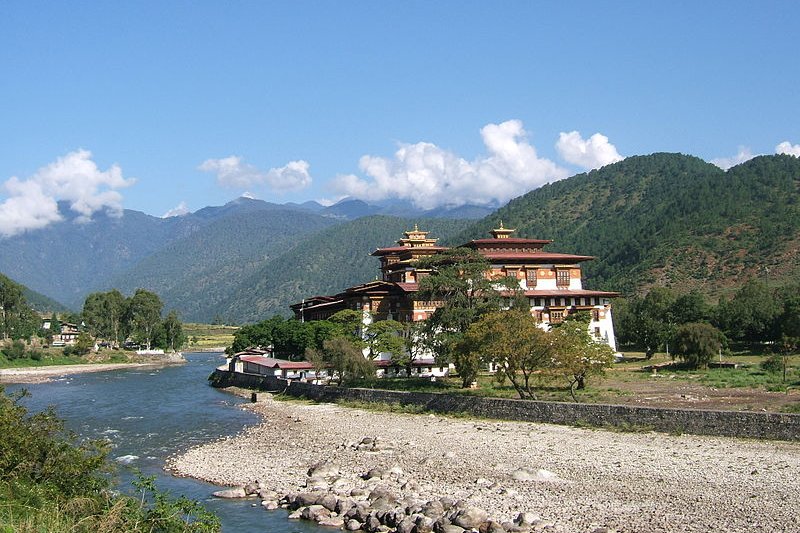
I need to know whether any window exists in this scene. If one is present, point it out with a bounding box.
[526,269,537,287]
[592,309,600,321]
[550,311,564,323]
[594,327,602,338]
[556,269,570,287]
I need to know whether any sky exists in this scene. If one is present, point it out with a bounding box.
[1,1,799,236]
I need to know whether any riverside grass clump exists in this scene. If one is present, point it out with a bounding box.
[0,386,220,533]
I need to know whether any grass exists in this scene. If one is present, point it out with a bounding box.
[0,348,151,369]
[184,323,238,350]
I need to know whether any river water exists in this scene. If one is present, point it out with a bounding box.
[6,352,323,533]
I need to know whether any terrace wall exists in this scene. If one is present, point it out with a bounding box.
[210,369,800,441]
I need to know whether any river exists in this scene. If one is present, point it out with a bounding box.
[5,352,323,533]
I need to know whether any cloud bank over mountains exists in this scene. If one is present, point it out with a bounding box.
[0,150,135,237]
[332,121,621,210]
[8,120,797,237]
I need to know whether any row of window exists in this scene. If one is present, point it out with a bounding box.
[531,296,602,307]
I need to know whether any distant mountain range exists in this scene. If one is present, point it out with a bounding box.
[2,153,798,323]
[0,196,486,322]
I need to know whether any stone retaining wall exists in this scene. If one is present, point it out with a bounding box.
[210,369,800,441]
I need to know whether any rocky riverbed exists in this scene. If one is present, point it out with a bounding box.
[168,396,800,532]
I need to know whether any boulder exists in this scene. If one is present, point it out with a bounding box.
[261,500,279,510]
[212,487,247,499]
[440,525,465,533]
[363,467,386,480]
[258,489,279,501]
[479,521,506,533]
[514,513,540,527]
[318,493,339,512]
[365,514,383,532]
[397,516,418,533]
[302,504,331,522]
[297,492,321,508]
[319,518,346,528]
[308,461,340,479]
[452,507,489,529]
[346,519,363,531]
[421,500,445,518]
[244,482,260,495]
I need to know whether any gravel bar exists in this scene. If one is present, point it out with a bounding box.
[168,397,800,532]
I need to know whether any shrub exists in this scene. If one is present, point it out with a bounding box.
[672,322,725,369]
[1,340,26,361]
[761,354,784,373]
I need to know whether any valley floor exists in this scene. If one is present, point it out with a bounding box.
[169,396,800,533]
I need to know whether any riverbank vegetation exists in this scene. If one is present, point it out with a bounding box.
[0,386,219,532]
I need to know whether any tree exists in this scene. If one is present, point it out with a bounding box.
[672,322,725,369]
[308,337,374,385]
[127,289,163,350]
[363,319,406,361]
[416,248,500,385]
[714,280,780,341]
[162,310,185,352]
[0,275,24,341]
[0,274,38,341]
[550,313,615,401]
[462,310,552,399]
[74,332,94,355]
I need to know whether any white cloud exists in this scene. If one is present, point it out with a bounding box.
[555,131,624,170]
[0,149,135,237]
[162,201,190,218]
[711,147,757,170]
[332,120,569,210]
[199,156,312,192]
[776,141,800,157]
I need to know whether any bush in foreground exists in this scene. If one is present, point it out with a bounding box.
[0,386,220,532]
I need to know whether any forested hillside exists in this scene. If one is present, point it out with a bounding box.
[455,153,800,297]
[215,216,470,323]
[108,208,339,322]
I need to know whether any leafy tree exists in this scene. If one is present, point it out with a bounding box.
[671,290,711,324]
[672,322,725,369]
[415,248,500,385]
[714,280,780,341]
[363,319,406,361]
[0,274,40,341]
[307,337,374,385]
[74,332,94,355]
[162,310,186,352]
[550,313,615,401]
[0,275,24,341]
[128,289,163,349]
[462,310,551,399]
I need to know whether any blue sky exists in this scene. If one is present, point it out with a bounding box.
[1,2,799,234]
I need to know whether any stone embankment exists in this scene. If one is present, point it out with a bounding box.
[168,395,800,533]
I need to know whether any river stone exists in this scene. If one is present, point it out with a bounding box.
[319,518,346,528]
[440,525,465,533]
[213,487,247,499]
[258,489,279,500]
[244,482,259,495]
[369,486,398,503]
[421,500,445,518]
[319,493,339,512]
[514,513,540,527]
[346,519,363,531]
[261,500,279,510]
[479,520,506,533]
[336,497,356,515]
[365,514,382,532]
[439,497,457,511]
[512,468,559,482]
[452,507,489,529]
[397,516,418,533]
[302,504,331,522]
[296,492,321,507]
[308,460,340,478]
